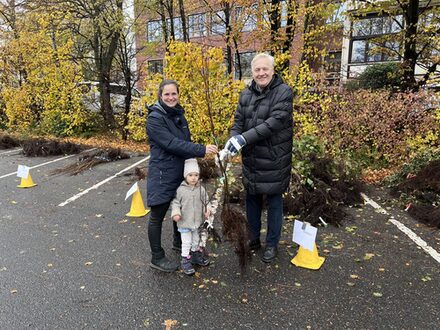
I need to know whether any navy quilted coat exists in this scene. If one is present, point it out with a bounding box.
[230,74,293,195]
[146,102,205,206]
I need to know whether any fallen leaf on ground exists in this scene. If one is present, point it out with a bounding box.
[163,319,178,330]
[373,292,383,297]
[84,261,93,266]
[10,289,18,294]
[350,274,359,279]
[364,253,375,260]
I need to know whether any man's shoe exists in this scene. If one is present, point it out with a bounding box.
[150,257,179,272]
[261,246,277,263]
[191,250,210,266]
[249,239,261,251]
[181,257,196,275]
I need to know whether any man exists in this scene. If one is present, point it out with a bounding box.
[223,53,293,263]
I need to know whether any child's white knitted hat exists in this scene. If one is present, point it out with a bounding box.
[184,158,199,178]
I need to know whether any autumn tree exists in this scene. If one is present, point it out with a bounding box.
[350,0,440,90]
[0,9,89,135]
[54,0,124,128]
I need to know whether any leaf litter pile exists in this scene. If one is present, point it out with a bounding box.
[22,138,83,156]
[0,134,20,149]
[51,148,130,175]
[224,153,364,227]
[390,159,440,228]
[283,154,364,226]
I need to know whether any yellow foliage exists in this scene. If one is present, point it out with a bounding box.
[0,11,88,136]
[129,42,245,145]
[126,74,163,141]
[165,42,245,145]
[406,105,440,154]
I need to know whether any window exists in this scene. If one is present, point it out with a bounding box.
[327,2,347,24]
[166,17,184,40]
[147,20,162,42]
[148,60,163,74]
[235,5,257,32]
[188,13,206,38]
[263,1,288,28]
[280,1,288,27]
[324,51,342,79]
[350,15,402,63]
[211,10,226,35]
[235,52,255,79]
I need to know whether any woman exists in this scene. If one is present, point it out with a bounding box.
[146,79,217,272]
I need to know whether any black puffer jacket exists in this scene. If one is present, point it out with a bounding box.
[230,74,293,195]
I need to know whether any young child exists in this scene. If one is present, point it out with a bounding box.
[171,158,212,275]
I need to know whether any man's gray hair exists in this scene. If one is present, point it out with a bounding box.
[251,53,275,70]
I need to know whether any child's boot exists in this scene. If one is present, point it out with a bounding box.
[191,250,210,266]
[181,256,195,275]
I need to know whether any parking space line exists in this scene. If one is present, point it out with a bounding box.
[58,156,149,207]
[0,148,96,180]
[0,148,23,156]
[361,193,440,264]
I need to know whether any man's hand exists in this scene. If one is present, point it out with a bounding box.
[172,215,181,222]
[224,135,246,156]
[219,149,231,162]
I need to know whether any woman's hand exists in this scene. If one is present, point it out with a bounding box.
[172,215,181,222]
[205,144,218,155]
[204,208,212,219]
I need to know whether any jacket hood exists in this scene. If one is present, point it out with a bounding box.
[147,101,166,115]
[148,100,184,117]
[250,74,284,94]
[178,180,200,189]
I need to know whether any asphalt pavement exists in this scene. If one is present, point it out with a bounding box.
[1,148,439,329]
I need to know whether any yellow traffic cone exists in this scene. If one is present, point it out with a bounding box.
[291,244,325,270]
[17,173,37,188]
[126,189,149,217]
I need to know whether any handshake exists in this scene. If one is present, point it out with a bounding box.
[218,135,246,163]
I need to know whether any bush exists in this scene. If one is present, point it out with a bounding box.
[351,62,403,90]
[296,89,439,168]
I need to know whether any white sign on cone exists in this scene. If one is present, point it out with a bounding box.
[293,220,317,252]
[17,165,30,179]
[125,182,138,201]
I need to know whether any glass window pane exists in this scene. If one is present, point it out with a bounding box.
[211,11,226,35]
[235,5,257,32]
[367,41,383,62]
[383,41,400,60]
[166,17,183,40]
[281,1,288,27]
[147,20,162,42]
[148,60,163,74]
[370,17,383,35]
[235,52,256,79]
[189,13,206,38]
[353,19,371,37]
[351,40,366,63]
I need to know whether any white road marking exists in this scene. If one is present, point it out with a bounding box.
[0,148,96,180]
[361,193,440,264]
[58,156,149,207]
[0,148,23,156]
